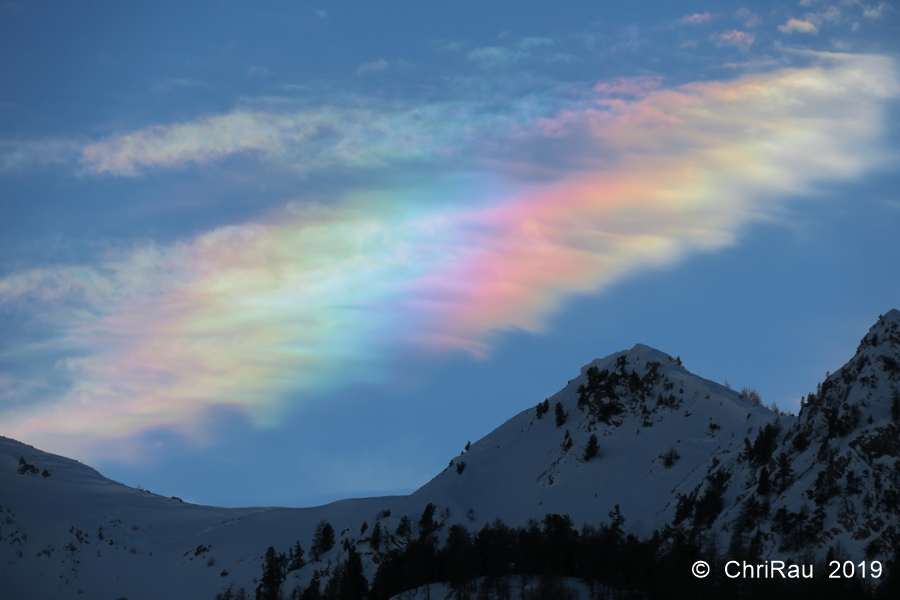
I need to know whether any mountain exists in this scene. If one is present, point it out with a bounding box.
[2,310,899,599]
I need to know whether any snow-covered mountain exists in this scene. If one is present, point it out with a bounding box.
[2,310,899,599]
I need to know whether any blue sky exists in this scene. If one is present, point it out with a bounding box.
[1,0,899,507]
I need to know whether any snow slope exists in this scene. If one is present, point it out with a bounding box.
[385,343,779,539]
[0,439,399,599]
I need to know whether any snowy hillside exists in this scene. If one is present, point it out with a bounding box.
[0,438,399,599]
[2,310,899,599]
[385,343,779,539]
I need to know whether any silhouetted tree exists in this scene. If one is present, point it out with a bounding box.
[289,541,306,571]
[395,516,411,547]
[310,520,335,561]
[757,466,771,496]
[301,571,321,600]
[256,546,286,600]
[774,451,794,493]
[369,522,383,553]
[324,546,368,600]
[441,524,474,596]
[583,434,599,461]
[554,402,567,428]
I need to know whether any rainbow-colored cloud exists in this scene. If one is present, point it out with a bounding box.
[1,52,897,458]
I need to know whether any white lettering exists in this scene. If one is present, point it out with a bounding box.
[725,560,740,578]
[771,560,785,578]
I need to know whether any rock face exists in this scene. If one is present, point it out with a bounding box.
[1,311,898,599]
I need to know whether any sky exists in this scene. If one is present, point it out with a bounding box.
[1,0,899,508]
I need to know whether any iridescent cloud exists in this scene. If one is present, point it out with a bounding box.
[779,18,819,34]
[1,52,897,458]
[679,12,713,25]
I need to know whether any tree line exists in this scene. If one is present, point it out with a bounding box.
[217,503,899,600]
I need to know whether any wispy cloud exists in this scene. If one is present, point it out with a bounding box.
[466,45,524,68]
[247,65,271,77]
[679,12,713,25]
[1,139,82,172]
[356,59,390,75]
[813,6,842,22]
[736,8,762,28]
[593,76,662,97]
[465,36,558,68]
[863,3,889,18]
[712,30,755,50]
[79,107,456,176]
[779,18,819,34]
[2,53,897,460]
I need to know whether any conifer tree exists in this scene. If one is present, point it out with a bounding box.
[418,503,439,542]
[289,541,306,571]
[301,571,321,600]
[555,402,567,427]
[583,434,600,461]
[310,520,335,561]
[395,516,412,547]
[756,466,771,496]
[370,522,383,553]
[339,546,369,600]
[256,546,286,600]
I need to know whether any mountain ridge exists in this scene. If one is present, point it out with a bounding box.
[2,310,899,599]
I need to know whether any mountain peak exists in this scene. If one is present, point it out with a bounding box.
[858,308,900,351]
[578,343,678,377]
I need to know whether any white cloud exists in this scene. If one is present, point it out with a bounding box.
[466,46,523,68]
[863,3,889,18]
[679,12,713,25]
[711,30,755,50]
[465,36,560,68]
[779,18,820,33]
